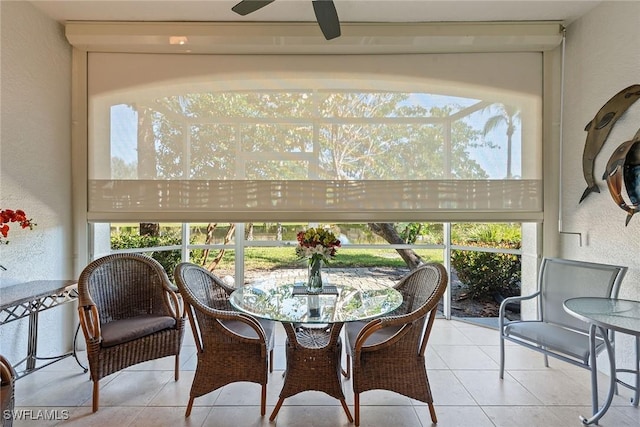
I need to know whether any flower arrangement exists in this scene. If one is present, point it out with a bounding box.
[0,209,36,244]
[295,226,341,264]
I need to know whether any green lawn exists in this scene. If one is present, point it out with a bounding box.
[208,247,444,270]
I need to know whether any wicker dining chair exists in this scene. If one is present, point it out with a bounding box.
[77,253,186,412]
[344,263,448,426]
[1,355,16,427]
[173,262,275,417]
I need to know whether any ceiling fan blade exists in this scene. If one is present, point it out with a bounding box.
[312,0,341,40]
[232,0,276,16]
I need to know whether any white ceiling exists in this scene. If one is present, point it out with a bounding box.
[30,0,602,25]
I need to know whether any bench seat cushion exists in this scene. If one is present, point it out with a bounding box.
[504,321,604,364]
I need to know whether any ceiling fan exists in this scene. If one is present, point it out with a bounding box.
[231,0,341,40]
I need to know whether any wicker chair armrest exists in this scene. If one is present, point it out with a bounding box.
[219,281,237,297]
[78,304,102,343]
[0,355,16,384]
[164,288,185,321]
[354,318,411,354]
[369,304,429,333]
[199,304,268,345]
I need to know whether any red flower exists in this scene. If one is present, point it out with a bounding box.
[0,208,36,243]
[0,224,9,238]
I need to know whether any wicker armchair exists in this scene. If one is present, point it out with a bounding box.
[344,263,448,426]
[77,253,186,412]
[173,263,275,417]
[1,355,16,427]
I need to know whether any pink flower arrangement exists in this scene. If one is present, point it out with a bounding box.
[295,227,341,264]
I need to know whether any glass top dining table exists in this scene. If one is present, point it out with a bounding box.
[229,278,403,324]
[229,275,404,423]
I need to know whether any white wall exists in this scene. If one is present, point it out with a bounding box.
[0,1,74,365]
[562,1,640,369]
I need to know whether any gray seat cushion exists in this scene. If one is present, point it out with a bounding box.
[345,320,403,354]
[504,321,604,363]
[101,314,176,348]
[221,318,275,346]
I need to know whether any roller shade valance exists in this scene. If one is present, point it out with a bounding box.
[88,179,543,223]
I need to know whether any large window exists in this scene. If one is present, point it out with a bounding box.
[74,22,560,323]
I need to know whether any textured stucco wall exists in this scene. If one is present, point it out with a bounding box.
[0,1,74,365]
[562,1,640,368]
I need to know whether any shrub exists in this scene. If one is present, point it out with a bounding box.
[450,223,521,299]
[451,246,521,299]
[111,232,200,280]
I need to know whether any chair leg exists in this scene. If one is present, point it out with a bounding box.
[499,334,505,379]
[428,402,438,423]
[269,397,285,421]
[185,397,194,417]
[261,384,267,416]
[92,380,99,412]
[270,348,274,373]
[174,354,180,381]
[342,354,351,379]
[354,393,360,426]
[632,335,640,406]
[544,353,549,368]
[340,399,353,423]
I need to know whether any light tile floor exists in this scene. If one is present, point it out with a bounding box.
[10,319,640,427]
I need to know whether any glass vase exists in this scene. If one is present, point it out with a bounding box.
[306,257,324,294]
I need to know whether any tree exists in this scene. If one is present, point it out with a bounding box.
[368,223,424,268]
[111,157,136,179]
[135,90,492,271]
[482,103,521,179]
[108,104,163,238]
[315,95,486,269]
[202,223,236,271]
[136,104,162,237]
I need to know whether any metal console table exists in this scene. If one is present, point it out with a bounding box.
[0,280,87,378]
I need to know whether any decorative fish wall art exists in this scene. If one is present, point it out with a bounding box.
[603,128,640,226]
[579,84,640,203]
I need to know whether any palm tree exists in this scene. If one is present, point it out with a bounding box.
[482,104,521,179]
[135,104,161,237]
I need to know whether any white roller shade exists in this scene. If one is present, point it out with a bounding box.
[88,52,543,222]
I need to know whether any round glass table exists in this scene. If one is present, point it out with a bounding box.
[230,278,403,422]
[229,279,403,324]
[563,297,640,425]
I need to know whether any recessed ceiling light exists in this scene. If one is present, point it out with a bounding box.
[169,36,188,45]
